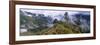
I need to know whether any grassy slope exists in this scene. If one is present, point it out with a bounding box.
[38,22,81,35]
[20,21,81,36]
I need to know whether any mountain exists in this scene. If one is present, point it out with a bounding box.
[71,13,90,33]
[20,10,90,36]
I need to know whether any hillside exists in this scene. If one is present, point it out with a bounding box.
[20,21,81,36]
[38,21,81,35]
[20,9,90,36]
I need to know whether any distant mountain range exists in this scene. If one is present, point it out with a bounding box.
[20,9,90,35]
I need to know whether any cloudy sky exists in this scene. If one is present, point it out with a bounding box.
[20,8,90,20]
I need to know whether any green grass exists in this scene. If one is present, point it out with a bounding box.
[20,21,81,36]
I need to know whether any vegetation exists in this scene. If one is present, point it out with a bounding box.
[20,10,90,36]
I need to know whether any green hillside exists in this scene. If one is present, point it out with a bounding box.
[38,21,81,35]
[20,21,81,36]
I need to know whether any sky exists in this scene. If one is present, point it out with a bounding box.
[20,8,90,20]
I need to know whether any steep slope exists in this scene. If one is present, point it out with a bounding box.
[38,21,81,35]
